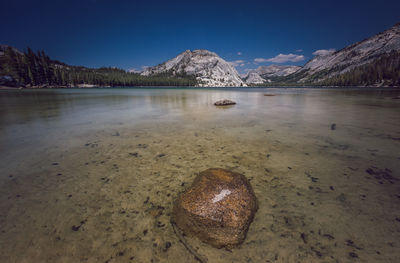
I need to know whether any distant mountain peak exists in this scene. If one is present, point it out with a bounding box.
[141,49,246,87]
[243,65,301,84]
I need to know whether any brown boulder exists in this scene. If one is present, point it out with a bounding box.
[172,168,257,248]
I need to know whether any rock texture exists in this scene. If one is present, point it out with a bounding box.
[214,99,236,106]
[141,49,246,87]
[244,72,268,84]
[172,168,257,248]
[243,65,301,84]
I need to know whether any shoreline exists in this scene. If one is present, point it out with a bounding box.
[1,85,400,90]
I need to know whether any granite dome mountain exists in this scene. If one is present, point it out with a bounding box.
[141,49,246,87]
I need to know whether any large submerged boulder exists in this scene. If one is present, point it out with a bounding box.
[172,168,257,248]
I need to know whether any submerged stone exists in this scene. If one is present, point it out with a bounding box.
[172,168,257,248]
[214,99,236,106]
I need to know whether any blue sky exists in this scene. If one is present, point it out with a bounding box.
[1,0,400,73]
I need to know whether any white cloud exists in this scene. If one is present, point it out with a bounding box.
[254,58,266,63]
[312,49,336,56]
[229,60,245,67]
[237,52,242,55]
[296,49,303,52]
[254,53,305,63]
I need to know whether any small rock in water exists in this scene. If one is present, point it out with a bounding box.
[71,225,80,231]
[214,99,236,106]
[331,123,336,130]
[172,168,257,248]
[164,241,172,251]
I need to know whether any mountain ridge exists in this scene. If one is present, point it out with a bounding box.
[294,23,400,83]
[243,65,301,84]
[1,23,399,87]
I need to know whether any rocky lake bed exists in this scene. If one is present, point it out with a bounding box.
[0,88,399,262]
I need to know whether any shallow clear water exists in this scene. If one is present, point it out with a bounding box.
[0,87,400,262]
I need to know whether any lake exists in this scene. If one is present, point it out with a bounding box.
[0,87,400,262]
